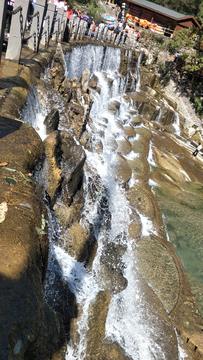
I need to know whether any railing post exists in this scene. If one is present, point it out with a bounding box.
[88,24,94,39]
[71,17,80,40]
[41,3,55,46]
[106,29,112,42]
[59,11,67,41]
[103,26,108,42]
[52,8,64,42]
[28,0,47,52]
[94,26,99,41]
[68,14,74,35]
[97,27,103,41]
[80,20,86,40]
[5,0,29,62]
[0,0,7,63]
[76,20,83,40]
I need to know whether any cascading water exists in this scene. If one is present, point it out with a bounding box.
[21,44,189,360]
[135,52,142,92]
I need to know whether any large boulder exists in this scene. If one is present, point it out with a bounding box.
[80,68,91,93]
[43,132,62,207]
[60,131,86,205]
[51,43,66,91]
[99,241,128,294]
[44,108,60,135]
[60,77,72,103]
[86,291,132,359]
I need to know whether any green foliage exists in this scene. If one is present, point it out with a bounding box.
[182,52,203,75]
[156,60,171,86]
[194,97,203,114]
[163,29,194,54]
[140,30,167,50]
[87,0,104,24]
[148,0,201,19]
[157,59,166,74]
[154,34,165,44]
[196,2,203,25]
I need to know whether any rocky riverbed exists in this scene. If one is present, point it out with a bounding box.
[1,40,203,360]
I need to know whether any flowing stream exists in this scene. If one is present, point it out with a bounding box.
[20,44,194,360]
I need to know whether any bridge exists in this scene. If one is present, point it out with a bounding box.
[0,0,142,65]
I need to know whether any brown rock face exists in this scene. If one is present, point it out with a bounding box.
[0,118,65,359]
[44,108,60,135]
[60,131,86,205]
[86,291,111,356]
[44,132,62,207]
[86,291,132,359]
[52,43,66,91]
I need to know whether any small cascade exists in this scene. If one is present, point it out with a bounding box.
[135,52,142,92]
[20,85,48,140]
[173,112,181,135]
[129,52,142,93]
[65,45,121,80]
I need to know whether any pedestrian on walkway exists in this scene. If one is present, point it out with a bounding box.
[136,31,140,42]
[192,143,202,157]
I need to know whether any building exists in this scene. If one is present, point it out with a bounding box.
[123,0,201,36]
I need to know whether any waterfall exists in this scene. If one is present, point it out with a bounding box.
[20,45,187,360]
[135,52,142,92]
[173,112,181,135]
[129,52,142,93]
[65,45,121,80]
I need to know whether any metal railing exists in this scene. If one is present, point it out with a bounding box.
[0,0,143,65]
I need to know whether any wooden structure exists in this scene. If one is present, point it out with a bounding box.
[124,0,201,35]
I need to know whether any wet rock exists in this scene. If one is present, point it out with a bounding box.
[111,153,132,186]
[135,236,180,313]
[127,157,145,176]
[120,48,128,77]
[60,131,86,205]
[134,127,151,137]
[0,122,65,359]
[89,78,97,89]
[80,68,91,93]
[61,223,89,262]
[117,137,132,154]
[108,104,117,113]
[68,99,93,139]
[159,107,175,126]
[140,67,159,90]
[139,100,159,120]
[126,185,155,220]
[60,77,72,102]
[86,290,133,359]
[54,187,85,229]
[83,93,90,105]
[105,136,118,152]
[44,132,62,207]
[128,207,142,241]
[52,43,66,91]
[44,108,60,134]
[123,125,136,137]
[99,242,128,294]
[86,291,111,356]
[131,139,145,153]
[72,77,82,103]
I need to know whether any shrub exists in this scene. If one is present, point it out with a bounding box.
[162,29,194,54]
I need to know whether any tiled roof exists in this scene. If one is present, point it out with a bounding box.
[128,0,191,19]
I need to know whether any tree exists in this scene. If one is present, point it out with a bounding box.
[163,29,194,54]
